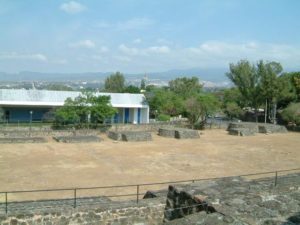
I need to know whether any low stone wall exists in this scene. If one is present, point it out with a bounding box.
[0,204,165,225]
[158,128,176,138]
[227,122,259,133]
[0,173,299,225]
[258,124,288,133]
[107,131,122,141]
[53,135,101,143]
[174,129,200,139]
[159,128,200,139]
[0,137,47,143]
[107,131,152,142]
[228,128,256,136]
[121,132,152,142]
[228,122,288,136]
[109,122,186,132]
[0,129,101,138]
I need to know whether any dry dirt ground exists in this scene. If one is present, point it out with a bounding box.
[0,130,299,201]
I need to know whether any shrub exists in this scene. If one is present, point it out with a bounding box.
[281,102,300,125]
[157,114,170,121]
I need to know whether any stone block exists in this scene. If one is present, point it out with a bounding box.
[228,128,255,136]
[121,132,152,142]
[174,129,200,139]
[107,131,122,141]
[158,128,176,138]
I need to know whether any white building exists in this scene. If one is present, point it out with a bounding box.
[0,89,149,124]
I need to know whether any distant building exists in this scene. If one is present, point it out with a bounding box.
[0,89,149,124]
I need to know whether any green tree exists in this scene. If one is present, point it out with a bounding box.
[147,88,184,117]
[104,72,125,93]
[291,72,300,99]
[169,77,202,99]
[43,83,73,91]
[281,102,300,125]
[257,60,283,123]
[54,98,80,125]
[185,94,219,129]
[140,79,146,90]
[54,92,116,127]
[123,85,140,93]
[226,60,261,122]
[224,102,244,120]
[277,73,297,109]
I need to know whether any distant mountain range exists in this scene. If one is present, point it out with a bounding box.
[0,68,230,88]
[0,68,227,81]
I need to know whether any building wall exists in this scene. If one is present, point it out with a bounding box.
[2,107,51,122]
[1,106,149,124]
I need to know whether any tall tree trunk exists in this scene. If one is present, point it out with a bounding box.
[264,99,268,124]
[273,102,277,124]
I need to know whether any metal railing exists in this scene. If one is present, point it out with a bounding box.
[0,167,299,214]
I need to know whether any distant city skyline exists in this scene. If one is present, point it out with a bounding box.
[0,0,300,75]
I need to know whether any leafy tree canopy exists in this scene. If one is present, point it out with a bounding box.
[104,72,125,93]
[54,92,116,126]
[169,77,202,99]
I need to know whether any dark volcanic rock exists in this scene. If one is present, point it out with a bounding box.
[163,185,216,222]
[143,191,158,199]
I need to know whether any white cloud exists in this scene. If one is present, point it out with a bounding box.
[117,18,154,30]
[119,44,170,56]
[68,40,95,49]
[119,44,140,55]
[60,1,86,14]
[147,46,170,54]
[99,46,109,53]
[92,18,154,31]
[133,38,142,44]
[0,52,48,62]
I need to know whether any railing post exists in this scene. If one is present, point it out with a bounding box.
[274,171,278,187]
[136,185,139,204]
[74,189,77,208]
[5,192,8,214]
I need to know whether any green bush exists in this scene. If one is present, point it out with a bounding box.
[157,114,170,121]
[281,102,300,125]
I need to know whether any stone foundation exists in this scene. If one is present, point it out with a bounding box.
[0,137,47,143]
[158,128,176,138]
[158,128,200,139]
[53,135,101,143]
[228,122,288,136]
[228,128,255,136]
[174,129,200,139]
[107,131,152,142]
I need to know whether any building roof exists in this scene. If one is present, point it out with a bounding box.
[0,89,148,108]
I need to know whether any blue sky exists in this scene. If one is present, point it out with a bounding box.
[0,0,300,74]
